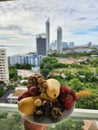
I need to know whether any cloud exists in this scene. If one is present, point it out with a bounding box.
[88,25,98,32]
[74,30,90,35]
[0,0,98,46]
[0,25,22,32]
[77,17,86,21]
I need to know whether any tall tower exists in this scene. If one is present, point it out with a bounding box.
[36,34,46,56]
[69,42,74,49]
[0,48,9,84]
[57,26,62,52]
[46,18,50,52]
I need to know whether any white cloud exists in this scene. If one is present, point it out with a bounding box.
[0,0,98,48]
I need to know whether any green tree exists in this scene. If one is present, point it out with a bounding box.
[68,78,84,92]
[0,112,24,130]
[0,82,5,97]
[64,71,74,80]
[9,66,18,81]
[40,56,58,77]
[76,93,98,109]
[40,68,50,78]
[84,71,93,82]
[96,67,98,74]
[0,112,8,118]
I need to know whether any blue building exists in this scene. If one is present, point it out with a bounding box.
[8,54,42,67]
[68,42,74,49]
[62,42,68,50]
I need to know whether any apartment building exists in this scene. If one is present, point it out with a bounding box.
[0,48,9,84]
[36,34,46,56]
[8,54,42,67]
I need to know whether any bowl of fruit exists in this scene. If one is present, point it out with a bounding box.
[18,73,77,125]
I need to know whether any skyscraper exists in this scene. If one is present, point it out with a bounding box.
[46,18,50,52]
[57,26,62,52]
[62,42,68,50]
[69,42,74,49]
[36,34,46,56]
[0,48,9,84]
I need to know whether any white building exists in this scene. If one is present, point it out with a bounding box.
[31,66,40,73]
[0,48,9,84]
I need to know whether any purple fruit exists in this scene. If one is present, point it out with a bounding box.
[41,100,52,117]
[18,91,30,101]
[33,107,44,122]
[53,101,65,112]
[28,86,40,96]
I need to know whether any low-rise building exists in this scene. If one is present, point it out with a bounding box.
[8,54,42,67]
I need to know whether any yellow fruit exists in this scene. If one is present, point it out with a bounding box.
[46,79,60,99]
[18,96,39,115]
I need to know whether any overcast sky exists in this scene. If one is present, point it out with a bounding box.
[0,0,98,47]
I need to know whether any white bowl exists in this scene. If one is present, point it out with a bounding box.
[20,104,75,125]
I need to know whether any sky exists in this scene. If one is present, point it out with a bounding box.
[0,0,98,48]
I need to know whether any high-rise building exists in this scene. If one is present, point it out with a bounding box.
[62,42,68,50]
[50,41,57,50]
[88,42,92,48]
[0,48,9,84]
[69,42,74,49]
[57,26,62,52]
[46,18,50,52]
[36,34,46,56]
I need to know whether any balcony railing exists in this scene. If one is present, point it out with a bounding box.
[0,103,98,130]
[0,103,98,118]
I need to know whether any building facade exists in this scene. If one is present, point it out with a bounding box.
[8,54,42,67]
[88,42,92,48]
[36,34,46,56]
[0,48,9,84]
[50,41,57,50]
[46,18,50,53]
[57,26,62,53]
[69,42,74,49]
[62,42,68,50]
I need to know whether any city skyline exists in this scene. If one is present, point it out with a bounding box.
[0,0,98,50]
